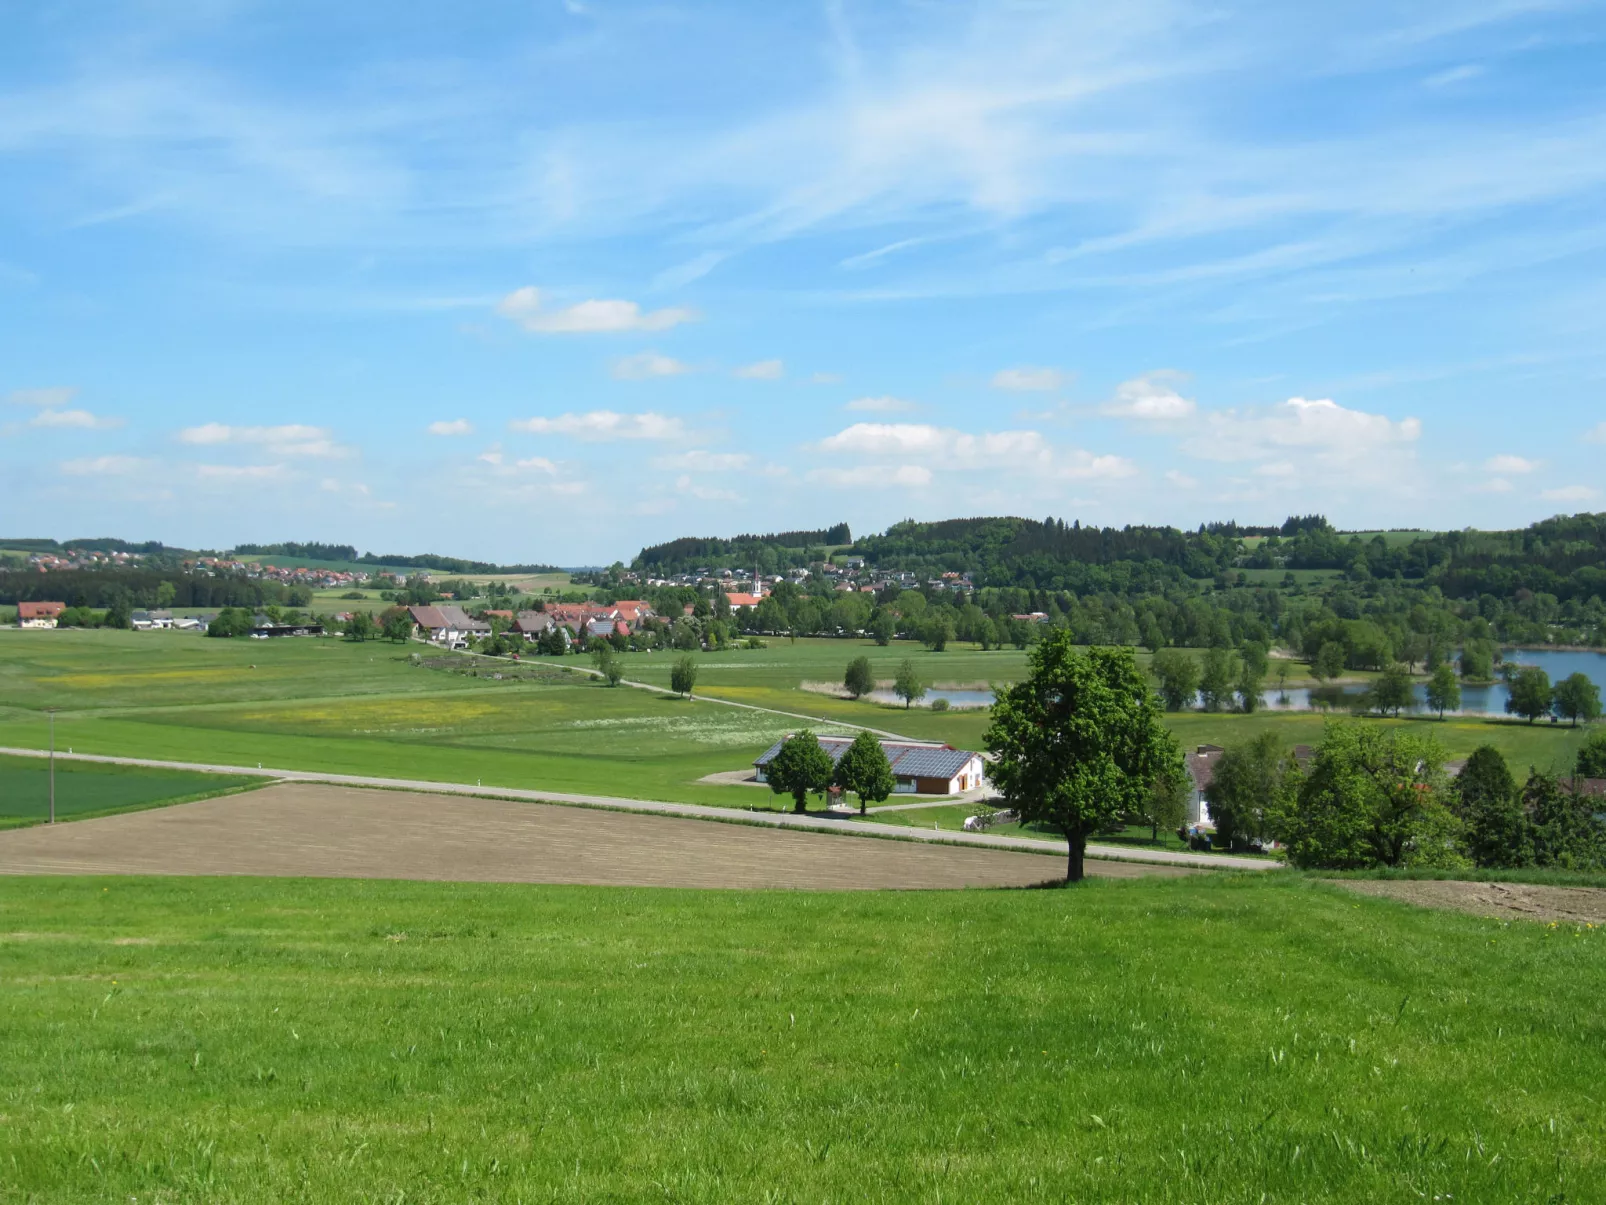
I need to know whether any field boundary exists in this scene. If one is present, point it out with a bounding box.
[0,745,1271,871]
[0,777,275,831]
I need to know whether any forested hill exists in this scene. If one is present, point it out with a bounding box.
[634,525,851,574]
[630,512,1606,600]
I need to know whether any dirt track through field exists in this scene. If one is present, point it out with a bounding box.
[1335,878,1606,925]
[0,783,1190,889]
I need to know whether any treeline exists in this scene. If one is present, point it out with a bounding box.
[635,524,852,574]
[1204,726,1606,871]
[0,568,312,610]
[1,537,190,556]
[232,542,560,575]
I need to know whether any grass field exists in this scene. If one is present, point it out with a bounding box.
[0,872,1600,1201]
[0,753,258,828]
[0,630,1594,809]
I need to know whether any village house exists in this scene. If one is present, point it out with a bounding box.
[17,601,66,628]
[130,609,174,630]
[408,604,490,647]
[752,736,986,796]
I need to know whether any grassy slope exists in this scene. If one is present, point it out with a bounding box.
[0,874,1600,1203]
[0,632,1593,807]
[0,755,258,828]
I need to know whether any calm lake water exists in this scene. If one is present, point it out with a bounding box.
[871,648,1606,716]
[1258,648,1605,717]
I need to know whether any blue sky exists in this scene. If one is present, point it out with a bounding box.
[2,0,1604,565]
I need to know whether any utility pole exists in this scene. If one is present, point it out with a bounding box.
[48,708,56,824]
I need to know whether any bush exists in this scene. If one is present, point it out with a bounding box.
[929,697,950,712]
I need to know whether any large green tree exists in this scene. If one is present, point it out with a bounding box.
[842,656,875,700]
[767,730,835,813]
[1275,723,1464,870]
[985,636,1181,882]
[893,660,926,709]
[1424,662,1461,719]
[1149,648,1200,712]
[1205,732,1292,850]
[1553,672,1602,727]
[1368,663,1415,718]
[670,655,698,697]
[833,730,896,815]
[1456,745,1530,868]
[1504,665,1553,724]
[1198,647,1235,712]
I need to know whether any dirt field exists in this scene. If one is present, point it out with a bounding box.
[1336,878,1606,925]
[0,783,1189,889]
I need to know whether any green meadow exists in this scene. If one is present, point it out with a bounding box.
[0,630,1592,808]
[0,873,1601,1203]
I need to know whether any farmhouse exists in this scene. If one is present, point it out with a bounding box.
[513,610,556,639]
[753,736,985,796]
[408,604,490,646]
[17,601,66,629]
[130,609,174,630]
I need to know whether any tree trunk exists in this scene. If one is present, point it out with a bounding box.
[1065,830,1087,883]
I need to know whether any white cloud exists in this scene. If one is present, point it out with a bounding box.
[1185,398,1420,469]
[497,286,696,334]
[810,373,844,386]
[844,395,917,413]
[675,474,741,502]
[1165,470,1198,489]
[992,367,1065,392]
[9,387,78,408]
[478,448,504,466]
[60,455,144,476]
[612,352,693,380]
[1255,461,1297,478]
[178,423,348,458]
[196,463,289,480]
[808,464,933,490]
[30,407,122,430]
[1484,454,1538,474]
[1103,372,1196,421]
[1584,422,1606,444]
[515,456,558,473]
[509,410,685,441]
[817,421,1134,481]
[1541,485,1601,503]
[734,359,784,380]
[654,450,750,472]
[427,419,474,436]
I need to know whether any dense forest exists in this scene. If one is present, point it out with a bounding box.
[635,524,852,575]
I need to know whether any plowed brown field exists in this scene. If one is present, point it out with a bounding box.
[0,782,1190,889]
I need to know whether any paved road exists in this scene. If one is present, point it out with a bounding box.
[0,745,1273,871]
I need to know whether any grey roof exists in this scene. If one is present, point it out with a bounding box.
[754,736,978,781]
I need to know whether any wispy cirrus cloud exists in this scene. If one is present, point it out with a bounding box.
[509,410,685,441]
[844,395,917,413]
[178,423,350,458]
[497,287,696,334]
[60,455,146,476]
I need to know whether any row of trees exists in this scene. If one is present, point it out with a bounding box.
[1203,728,1606,869]
[762,730,897,816]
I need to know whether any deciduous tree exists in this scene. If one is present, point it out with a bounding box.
[843,656,875,700]
[768,730,835,813]
[985,636,1180,882]
[1149,648,1200,712]
[1424,662,1461,719]
[893,660,926,710]
[1205,732,1291,849]
[834,730,895,815]
[670,655,698,697]
[1553,672,1602,727]
[1504,665,1553,724]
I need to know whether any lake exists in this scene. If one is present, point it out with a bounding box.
[867,648,1606,717]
